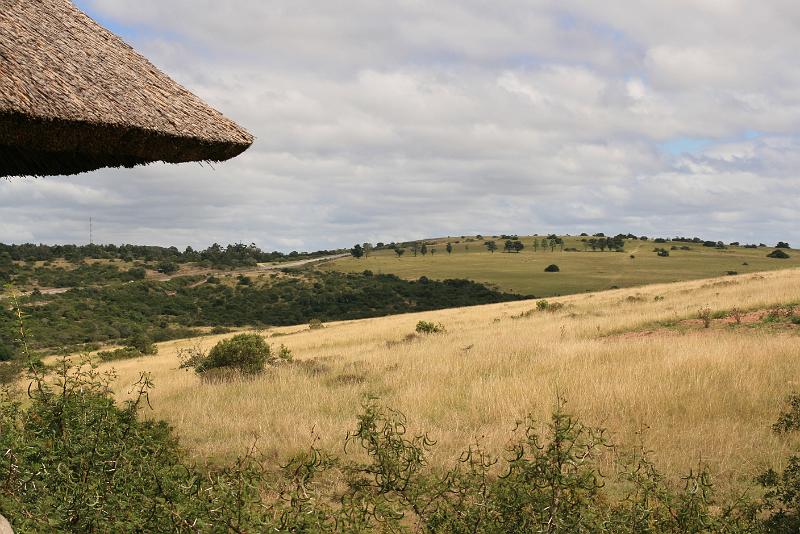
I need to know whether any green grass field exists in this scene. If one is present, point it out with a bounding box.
[322,236,800,296]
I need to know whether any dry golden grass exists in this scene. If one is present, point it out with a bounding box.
[100,268,800,494]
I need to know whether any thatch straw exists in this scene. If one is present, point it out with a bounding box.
[0,0,254,177]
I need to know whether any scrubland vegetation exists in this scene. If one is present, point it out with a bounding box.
[0,271,522,358]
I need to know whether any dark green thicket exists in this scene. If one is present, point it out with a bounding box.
[0,272,524,354]
[0,242,342,269]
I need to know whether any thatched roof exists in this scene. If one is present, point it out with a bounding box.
[0,0,254,177]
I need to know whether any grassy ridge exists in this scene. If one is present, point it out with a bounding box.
[324,236,800,296]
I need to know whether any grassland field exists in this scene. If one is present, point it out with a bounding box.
[323,235,800,296]
[66,266,800,498]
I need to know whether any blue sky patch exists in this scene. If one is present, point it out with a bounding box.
[658,137,712,156]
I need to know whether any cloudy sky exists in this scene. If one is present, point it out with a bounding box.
[2,1,799,250]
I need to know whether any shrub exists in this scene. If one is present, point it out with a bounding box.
[0,343,13,362]
[126,266,146,280]
[544,264,560,272]
[210,326,232,335]
[536,300,564,313]
[97,347,145,362]
[193,333,271,375]
[156,261,179,275]
[309,318,325,330]
[731,307,743,325]
[768,249,791,259]
[415,320,445,334]
[698,307,712,328]
[127,333,158,355]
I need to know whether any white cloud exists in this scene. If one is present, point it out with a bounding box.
[2,0,798,249]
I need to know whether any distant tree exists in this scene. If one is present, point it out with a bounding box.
[430,248,436,255]
[412,242,419,257]
[446,242,453,255]
[777,241,791,249]
[512,240,525,253]
[394,248,406,258]
[362,243,373,257]
[768,249,790,259]
[485,241,497,253]
[420,243,428,256]
[156,261,178,275]
[504,240,514,253]
[350,244,364,259]
[532,240,538,252]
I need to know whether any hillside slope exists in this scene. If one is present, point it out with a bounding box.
[324,235,800,296]
[94,268,800,494]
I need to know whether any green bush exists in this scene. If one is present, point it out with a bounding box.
[97,347,145,362]
[309,318,325,330]
[0,343,14,362]
[156,261,179,274]
[127,333,158,355]
[544,264,560,272]
[768,249,791,259]
[186,333,284,376]
[415,320,445,334]
[0,360,279,532]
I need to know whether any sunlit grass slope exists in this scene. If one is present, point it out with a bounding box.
[96,268,800,495]
[322,236,800,296]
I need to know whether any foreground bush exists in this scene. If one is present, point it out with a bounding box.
[3,359,800,532]
[0,361,273,532]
